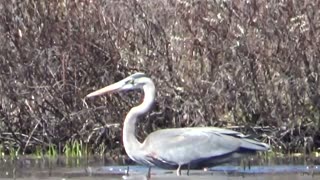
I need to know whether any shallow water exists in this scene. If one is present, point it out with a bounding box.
[0,155,319,180]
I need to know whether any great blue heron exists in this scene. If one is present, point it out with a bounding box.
[86,72,270,176]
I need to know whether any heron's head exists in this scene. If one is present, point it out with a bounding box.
[86,72,153,98]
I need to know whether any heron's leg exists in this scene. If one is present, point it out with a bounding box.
[126,166,129,176]
[242,159,251,171]
[187,163,190,176]
[146,167,152,179]
[176,165,182,176]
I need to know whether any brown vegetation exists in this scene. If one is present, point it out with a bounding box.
[0,0,320,155]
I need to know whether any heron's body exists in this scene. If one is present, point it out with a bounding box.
[86,72,270,176]
[141,127,267,169]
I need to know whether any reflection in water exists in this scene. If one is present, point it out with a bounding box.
[0,155,319,180]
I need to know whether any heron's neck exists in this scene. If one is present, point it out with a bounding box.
[123,82,155,156]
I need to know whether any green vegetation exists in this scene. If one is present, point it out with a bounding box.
[63,140,85,158]
[46,143,58,158]
[0,145,4,159]
[9,144,19,160]
[0,0,320,156]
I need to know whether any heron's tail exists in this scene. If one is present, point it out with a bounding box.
[239,138,270,153]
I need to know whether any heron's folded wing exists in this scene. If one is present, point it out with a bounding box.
[141,128,241,165]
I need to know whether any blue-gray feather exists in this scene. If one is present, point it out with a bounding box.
[140,127,269,169]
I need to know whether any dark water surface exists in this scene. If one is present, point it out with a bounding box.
[0,155,319,180]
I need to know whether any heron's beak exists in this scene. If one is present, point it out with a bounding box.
[85,80,125,98]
